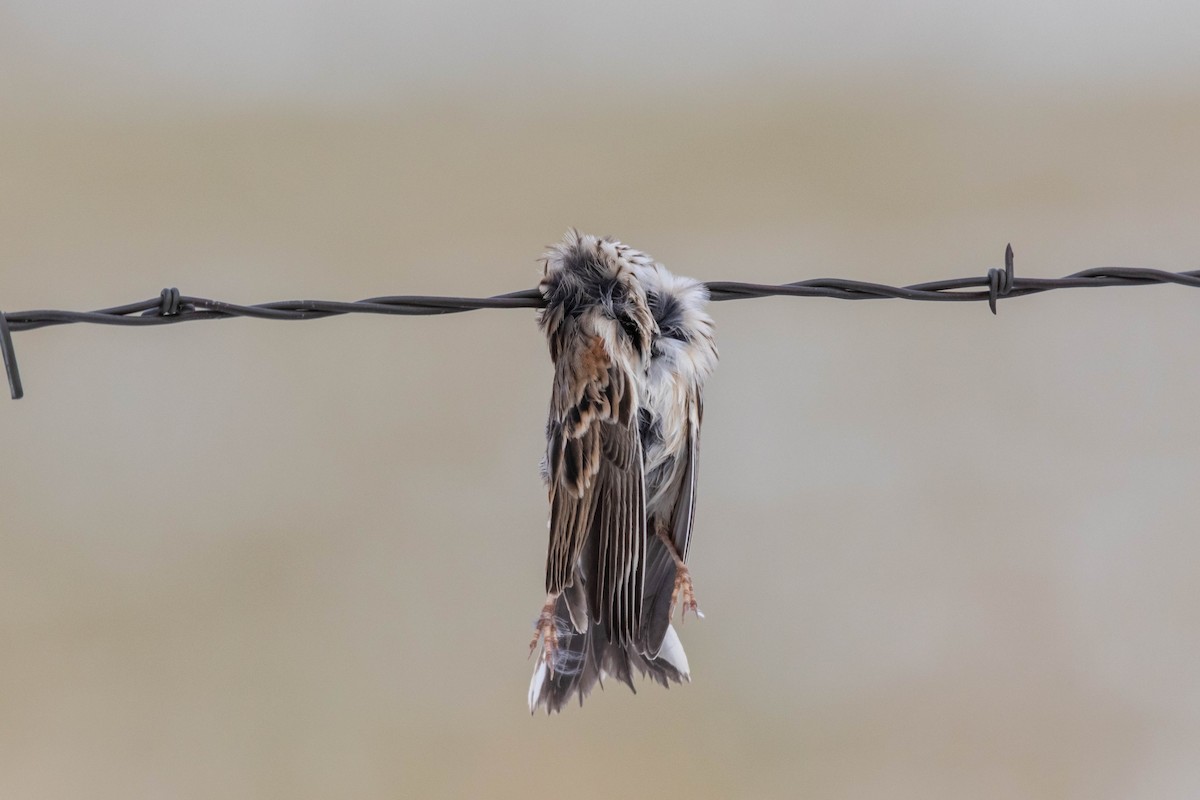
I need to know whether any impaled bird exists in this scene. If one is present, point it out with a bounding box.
[529,230,717,713]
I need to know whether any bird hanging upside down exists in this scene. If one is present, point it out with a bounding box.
[529,230,718,714]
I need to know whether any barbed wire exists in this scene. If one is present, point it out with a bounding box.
[3,246,1199,400]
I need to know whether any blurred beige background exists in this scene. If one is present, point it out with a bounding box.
[3,2,1200,798]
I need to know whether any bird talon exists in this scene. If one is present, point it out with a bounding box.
[530,595,559,676]
[672,566,703,622]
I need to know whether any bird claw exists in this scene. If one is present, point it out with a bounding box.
[529,597,559,676]
[671,566,703,622]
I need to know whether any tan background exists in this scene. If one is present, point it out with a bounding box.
[3,2,1200,798]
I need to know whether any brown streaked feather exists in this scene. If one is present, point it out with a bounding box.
[544,333,647,645]
[587,410,645,645]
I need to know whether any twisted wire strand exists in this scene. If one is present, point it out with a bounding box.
[2,246,1199,399]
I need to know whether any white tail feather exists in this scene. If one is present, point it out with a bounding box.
[657,624,691,680]
[528,656,549,713]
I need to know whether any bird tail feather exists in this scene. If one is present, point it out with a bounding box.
[528,593,689,714]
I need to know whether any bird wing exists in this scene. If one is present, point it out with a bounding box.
[545,333,646,645]
[640,393,702,655]
[671,394,702,562]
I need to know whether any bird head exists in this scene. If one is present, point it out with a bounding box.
[539,230,657,362]
[631,260,718,382]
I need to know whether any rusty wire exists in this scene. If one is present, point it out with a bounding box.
[3,246,1199,400]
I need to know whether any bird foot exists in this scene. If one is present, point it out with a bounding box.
[671,566,704,622]
[529,595,559,675]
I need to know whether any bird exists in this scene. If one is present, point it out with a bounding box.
[528,230,717,714]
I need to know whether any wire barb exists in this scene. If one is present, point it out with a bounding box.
[157,287,183,317]
[3,247,1200,400]
[0,305,23,400]
[987,244,1015,315]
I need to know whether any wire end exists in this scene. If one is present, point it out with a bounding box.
[0,309,24,400]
